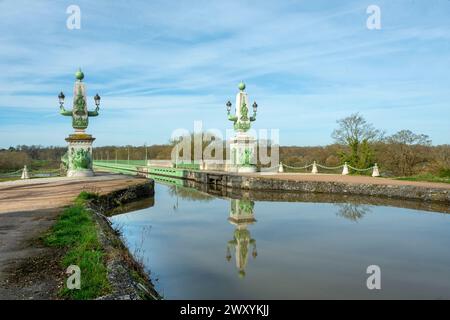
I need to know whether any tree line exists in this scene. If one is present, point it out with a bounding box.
[1,113,449,177]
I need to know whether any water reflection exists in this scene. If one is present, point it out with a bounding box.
[226,198,257,278]
[110,176,450,299]
[334,203,371,221]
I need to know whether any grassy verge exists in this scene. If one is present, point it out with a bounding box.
[44,191,110,299]
[0,177,20,182]
[396,174,450,184]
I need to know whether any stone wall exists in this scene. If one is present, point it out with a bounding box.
[179,171,450,203]
[94,180,154,212]
[88,180,159,300]
[240,177,450,203]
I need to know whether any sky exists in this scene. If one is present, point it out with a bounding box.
[0,0,449,147]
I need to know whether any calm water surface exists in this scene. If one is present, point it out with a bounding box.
[110,181,450,299]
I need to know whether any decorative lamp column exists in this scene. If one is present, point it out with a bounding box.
[226,198,257,278]
[225,82,258,172]
[59,69,101,177]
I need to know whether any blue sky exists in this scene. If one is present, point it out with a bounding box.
[0,0,449,147]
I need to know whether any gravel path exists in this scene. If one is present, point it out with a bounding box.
[0,173,148,214]
[0,173,149,299]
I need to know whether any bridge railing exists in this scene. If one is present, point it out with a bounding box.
[92,159,381,177]
[279,161,380,177]
[0,167,61,180]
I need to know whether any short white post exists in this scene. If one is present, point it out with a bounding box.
[21,165,30,179]
[372,163,380,177]
[278,162,284,173]
[311,161,318,174]
[342,162,349,175]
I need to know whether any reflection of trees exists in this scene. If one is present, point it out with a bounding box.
[167,185,214,202]
[335,203,371,221]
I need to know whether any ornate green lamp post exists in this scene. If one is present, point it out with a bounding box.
[59,69,101,177]
[226,82,258,172]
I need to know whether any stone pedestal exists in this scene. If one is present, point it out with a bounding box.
[227,133,257,173]
[65,133,95,177]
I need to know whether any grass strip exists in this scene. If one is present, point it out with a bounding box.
[44,191,110,299]
[395,174,450,184]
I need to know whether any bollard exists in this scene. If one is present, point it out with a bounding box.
[342,162,349,175]
[21,165,30,179]
[372,163,380,177]
[311,161,318,174]
[278,162,284,173]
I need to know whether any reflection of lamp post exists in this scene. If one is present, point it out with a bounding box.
[226,198,257,278]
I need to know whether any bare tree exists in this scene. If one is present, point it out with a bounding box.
[332,113,382,169]
[387,130,431,146]
[385,130,432,176]
[332,113,382,145]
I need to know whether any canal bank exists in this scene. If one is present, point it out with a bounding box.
[94,161,450,204]
[0,174,158,299]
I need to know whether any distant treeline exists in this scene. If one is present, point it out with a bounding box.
[1,113,449,177]
[0,145,66,173]
[1,142,450,177]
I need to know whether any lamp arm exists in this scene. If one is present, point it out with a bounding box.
[250,112,256,122]
[59,106,72,116]
[228,114,238,122]
[88,106,99,117]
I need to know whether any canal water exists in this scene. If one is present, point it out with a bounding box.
[110,179,450,299]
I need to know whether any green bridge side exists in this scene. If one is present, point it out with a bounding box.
[93,160,189,179]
